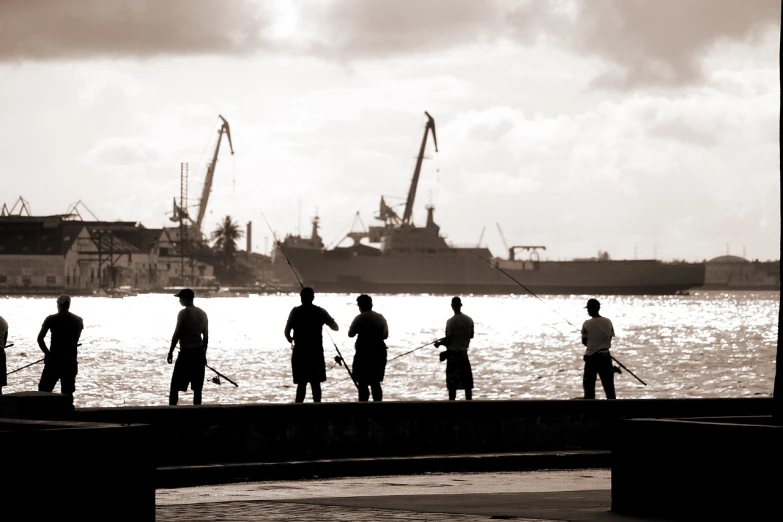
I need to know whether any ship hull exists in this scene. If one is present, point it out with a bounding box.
[282,248,706,296]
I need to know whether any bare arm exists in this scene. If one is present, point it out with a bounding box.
[169,310,184,357]
[325,311,339,332]
[37,320,51,355]
[581,325,588,346]
[284,308,295,343]
[348,316,358,338]
[382,317,389,340]
[202,317,209,354]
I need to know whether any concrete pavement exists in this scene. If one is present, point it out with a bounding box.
[156,469,674,521]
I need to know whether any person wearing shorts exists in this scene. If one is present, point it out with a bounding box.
[167,288,209,405]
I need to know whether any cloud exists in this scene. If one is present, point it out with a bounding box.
[0,0,272,61]
[83,137,163,166]
[297,0,507,60]
[294,0,778,89]
[507,0,780,88]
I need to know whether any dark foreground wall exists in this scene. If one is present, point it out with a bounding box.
[74,398,772,467]
[612,416,782,520]
[0,417,155,522]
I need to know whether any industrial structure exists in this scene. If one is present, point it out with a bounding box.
[0,207,215,295]
[276,112,708,295]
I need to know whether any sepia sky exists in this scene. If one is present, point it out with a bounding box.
[0,0,779,261]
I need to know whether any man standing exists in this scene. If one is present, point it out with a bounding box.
[0,313,8,395]
[348,294,388,402]
[167,288,209,406]
[285,287,339,403]
[37,295,83,397]
[581,298,617,400]
[435,297,474,400]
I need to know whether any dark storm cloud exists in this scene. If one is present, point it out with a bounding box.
[0,0,271,60]
[304,0,778,87]
[301,0,508,59]
[507,0,780,88]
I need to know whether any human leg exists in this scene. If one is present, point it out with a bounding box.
[448,387,456,400]
[358,384,370,402]
[370,382,383,401]
[169,387,178,405]
[311,381,322,402]
[465,389,473,400]
[38,363,59,393]
[583,356,598,399]
[193,389,202,405]
[597,357,616,400]
[60,373,76,397]
[295,383,307,403]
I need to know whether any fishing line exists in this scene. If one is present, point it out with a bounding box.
[470,251,646,387]
[260,212,359,390]
[469,251,578,330]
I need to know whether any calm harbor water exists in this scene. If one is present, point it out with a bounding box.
[0,291,778,407]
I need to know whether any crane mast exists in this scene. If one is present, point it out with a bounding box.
[195,115,234,234]
[402,112,438,225]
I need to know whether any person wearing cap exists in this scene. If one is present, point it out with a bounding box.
[581,298,617,400]
[0,313,8,394]
[434,297,475,400]
[348,294,389,402]
[167,288,209,405]
[284,287,339,403]
[37,295,84,397]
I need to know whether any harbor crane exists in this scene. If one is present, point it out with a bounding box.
[477,226,486,247]
[496,223,509,252]
[402,112,438,226]
[194,115,234,234]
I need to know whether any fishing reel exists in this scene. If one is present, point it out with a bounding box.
[210,375,222,385]
[334,355,344,366]
[613,366,622,375]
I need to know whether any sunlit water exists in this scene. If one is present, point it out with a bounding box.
[0,291,778,407]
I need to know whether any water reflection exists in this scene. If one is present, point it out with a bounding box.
[0,291,777,407]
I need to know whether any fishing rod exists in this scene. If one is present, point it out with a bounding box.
[610,356,647,386]
[6,343,82,376]
[325,337,445,388]
[159,337,238,387]
[2,343,13,349]
[470,251,647,387]
[6,358,43,376]
[260,212,360,390]
[388,337,445,364]
[206,364,239,387]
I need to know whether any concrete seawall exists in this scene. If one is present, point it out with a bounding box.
[74,398,772,467]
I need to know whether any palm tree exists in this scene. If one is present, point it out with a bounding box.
[211,216,243,268]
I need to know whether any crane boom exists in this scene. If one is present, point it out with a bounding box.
[496,222,509,251]
[402,112,438,225]
[195,115,235,234]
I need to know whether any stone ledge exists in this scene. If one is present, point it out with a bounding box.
[157,450,610,488]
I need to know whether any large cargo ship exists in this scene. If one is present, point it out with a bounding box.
[275,113,705,295]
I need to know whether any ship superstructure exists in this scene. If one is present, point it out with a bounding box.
[277,113,705,295]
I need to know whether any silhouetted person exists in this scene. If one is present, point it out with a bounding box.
[581,298,617,400]
[0,314,8,395]
[167,288,209,406]
[37,295,83,397]
[435,297,474,400]
[348,294,388,402]
[285,287,338,403]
